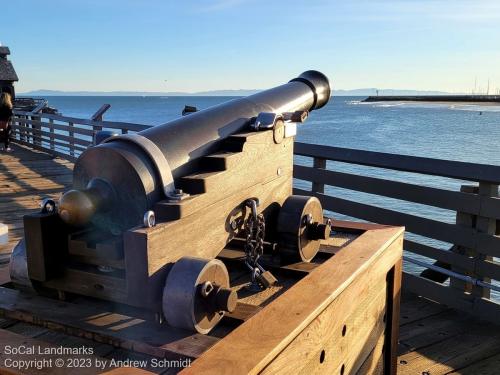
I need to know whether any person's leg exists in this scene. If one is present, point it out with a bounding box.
[0,129,5,150]
[5,125,11,151]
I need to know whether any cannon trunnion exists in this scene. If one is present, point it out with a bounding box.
[13,71,332,334]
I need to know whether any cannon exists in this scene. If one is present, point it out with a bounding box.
[10,71,332,334]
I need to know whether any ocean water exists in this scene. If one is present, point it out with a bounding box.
[41,95,500,165]
[35,96,500,292]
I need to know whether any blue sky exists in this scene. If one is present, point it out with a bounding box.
[1,0,500,93]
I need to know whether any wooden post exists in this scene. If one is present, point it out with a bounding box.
[90,104,110,142]
[68,121,75,157]
[21,115,27,142]
[92,123,103,145]
[472,182,498,299]
[452,184,498,299]
[49,119,55,151]
[32,115,40,146]
[311,157,326,194]
[450,185,476,292]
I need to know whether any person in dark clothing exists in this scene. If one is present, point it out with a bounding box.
[0,92,13,152]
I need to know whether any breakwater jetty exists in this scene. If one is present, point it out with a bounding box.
[363,95,500,103]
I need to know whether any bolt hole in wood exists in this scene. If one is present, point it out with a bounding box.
[342,324,347,336]
[319,349,326,364]
[340,364,345,375]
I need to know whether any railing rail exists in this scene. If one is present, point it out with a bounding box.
[10,108,151,161]
[294,142,500,322]
[295,142,500,184]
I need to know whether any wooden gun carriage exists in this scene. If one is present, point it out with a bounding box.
[7,70,404,374]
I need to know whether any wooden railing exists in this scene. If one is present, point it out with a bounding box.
[293,142,500,321]
[11,106,150,161]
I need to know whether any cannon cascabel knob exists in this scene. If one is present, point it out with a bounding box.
[58,189,97,227]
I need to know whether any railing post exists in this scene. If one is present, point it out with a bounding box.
[311,157,326,194]
[450,185,476,292]
[68,121,75,157]
[90,104,110,143]
[49,119,55,151]
[30,102,46,148]
[92,122,103,144]
[21,115,27,142]
[31,114,40,146]
[472,182,498,299]
[452,183,499,299]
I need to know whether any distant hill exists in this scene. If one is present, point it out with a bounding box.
[19,89,262,97]
[19,88,457,97]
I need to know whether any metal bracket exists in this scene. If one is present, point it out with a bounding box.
[250,111,307,142]
[251,110,309,131]
[245,198,260,222]
[251,112,283,131]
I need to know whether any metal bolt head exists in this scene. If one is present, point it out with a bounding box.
[40,198,56,214]
[200,281,214,297]
[97,265,114,273]
[230,220,238,231]
[167,188,190,201]
[302,213,313,226]
[143,210,156,228]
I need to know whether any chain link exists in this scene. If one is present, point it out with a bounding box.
[244,199,266,283]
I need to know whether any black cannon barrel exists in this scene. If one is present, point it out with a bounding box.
[59,71,331,231]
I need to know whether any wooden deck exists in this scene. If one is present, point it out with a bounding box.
[1,145,500,374]
[0,144,72,264]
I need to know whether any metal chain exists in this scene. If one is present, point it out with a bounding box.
[244,213,256,262]
[244,213,265,266]
[244,199,266,283]
[255,214,265,260]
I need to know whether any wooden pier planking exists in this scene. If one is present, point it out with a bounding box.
[1,145,500,374]
[0,144,72,262]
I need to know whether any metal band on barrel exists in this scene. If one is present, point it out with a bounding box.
[104,134,175,196]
